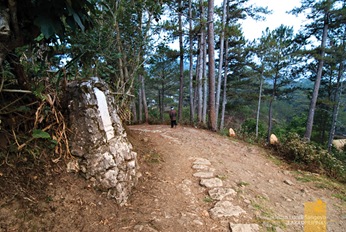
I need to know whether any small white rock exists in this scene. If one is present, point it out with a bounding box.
[283,180,294,186]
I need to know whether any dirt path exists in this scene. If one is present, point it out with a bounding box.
[125,124,345,232]
[1,124,345,231]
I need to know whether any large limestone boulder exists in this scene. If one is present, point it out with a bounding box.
[66,77,138,205]
[270,134,279,145]
[229,128,236,137]
[332,139,346,151]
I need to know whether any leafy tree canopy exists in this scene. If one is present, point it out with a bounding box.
[0,0,94,65]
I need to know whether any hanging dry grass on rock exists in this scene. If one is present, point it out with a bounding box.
[33,93,71,162]
[0,78,71,164]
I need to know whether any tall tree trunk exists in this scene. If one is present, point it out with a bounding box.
[267,73,278,143]
[115,22,126,90]
[161,79,166,122]
[194,81,198,115]
[158,89,163,122]
[140,74,149,124]
[198,31,205,123]
[138,85,143,123]
[197,0,205,123]
[207,0,216,131]
[256,72,264,138]
[328,61,344,152]
[220,1,230,130]
[202,35,207,125]
[131,100,137,124]
[220,38,229,130]
[215,0,227,128]
[196,37,201,120]
[267,99,274,143]
[188,0,194,124]
[304,12,329,141]
[202,18,208,123]
[196,34,202,121]
[7,53,29,89]
[178,0,184,121]
[0,0,33,79]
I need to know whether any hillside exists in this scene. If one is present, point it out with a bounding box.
[0,124,345,231]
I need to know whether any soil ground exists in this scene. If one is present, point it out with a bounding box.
[0,124,345,231]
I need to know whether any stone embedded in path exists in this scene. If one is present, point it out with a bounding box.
[283,179,294,186]
[229,223,260,232]
[282,196,293,202]
[193,171,214,178]
[178,211,204,227]
[210,201,246,219]
[193,158,211,166]
[193,220,204,226]
[243,199,251,205]
[178,179,196,203]
[192,164,209,170]
[275,227,285,232]
[208,187,236,201]
[200,178,223,188]
[134,224,159,232]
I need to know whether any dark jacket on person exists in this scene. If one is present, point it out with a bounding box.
[169,109,177,120]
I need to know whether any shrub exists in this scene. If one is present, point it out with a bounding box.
[275,133,346,182]
[285,114,306,137]
[237,118,267,144]
[241,118,266,137]
[218,128,230,137]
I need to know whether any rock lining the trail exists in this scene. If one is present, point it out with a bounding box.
[210,201,246,218]
[193,171,214,178]
[192,164,208,170]
[284,179,294,186]
[208,187,236,201]
[200,178,223,188]
[193,158,211,166]
[229,223,260,232]
[191,157,259,230]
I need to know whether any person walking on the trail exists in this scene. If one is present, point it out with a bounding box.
[169,107,177,128]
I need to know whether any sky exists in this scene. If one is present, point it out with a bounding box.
[168,0,305,49]
[217,0,305,40]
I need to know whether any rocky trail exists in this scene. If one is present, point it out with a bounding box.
[124,125,345,232]
[0,124,345,231]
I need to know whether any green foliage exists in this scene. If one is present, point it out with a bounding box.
[32,83,47,101]
[203,196,214,203]
[240,118,266,138]
[23,0,94,39]
[3,0,94,60]
[285,114,306,137]
[272,127,286,141]
[180,107,193,125]
[332,193,346,202]
[32,129,51,139]
[276,133,346,182]
[148,108,169,125]
[333,148,346,164]
[236,181,250,187]
[144,152,162,164]
[232,104,256,120]
[218,128,229,136]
